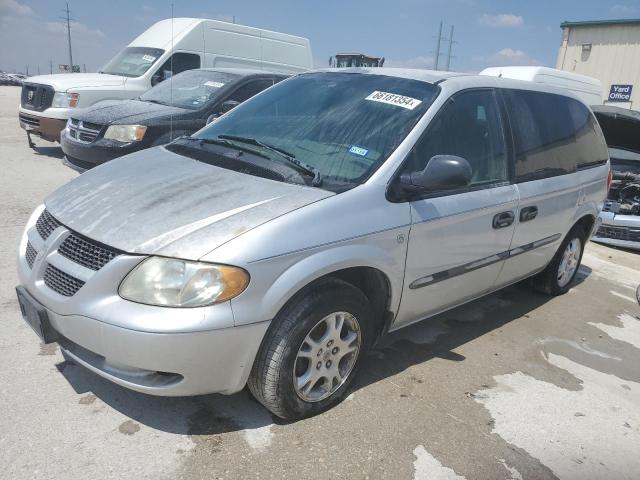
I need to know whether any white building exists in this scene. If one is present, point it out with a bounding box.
[556,19,640,109]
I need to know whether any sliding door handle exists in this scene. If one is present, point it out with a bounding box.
[493,211,515,229]
[520,206,538,222]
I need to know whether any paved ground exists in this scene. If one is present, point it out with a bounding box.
[1,85,639,480]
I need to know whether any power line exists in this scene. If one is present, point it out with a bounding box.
[445,25,456,71]
[434,21,443,70]
[60,3,74,73]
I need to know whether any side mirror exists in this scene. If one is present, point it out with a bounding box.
[151,73,162,86]
[221,100,240,113]
[206,113,218,125]
[400,155,472,193]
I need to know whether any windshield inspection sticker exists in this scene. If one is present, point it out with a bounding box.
[365,91,422,110]
[204,81,225,88]
[141,55,156,62]
[349,145,369,157]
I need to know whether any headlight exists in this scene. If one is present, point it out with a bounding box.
[104,124,147,142]
[119,257,250,307]
[52,92,79,108]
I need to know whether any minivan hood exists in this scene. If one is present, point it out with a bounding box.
[25,73,126,91]
[45,147,333,259]
[74,99,189,125]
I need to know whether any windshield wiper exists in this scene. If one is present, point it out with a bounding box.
[218,134,322,186]
[144,99,169,106]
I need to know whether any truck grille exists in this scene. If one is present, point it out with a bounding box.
[25,242,37,268]
[58,232,121,271]
[21,83,55,112]
[32,209,123,297]
[44,264,86,297]
[36,209,61,240]
[68,118,102,143]
[596,225,640,242]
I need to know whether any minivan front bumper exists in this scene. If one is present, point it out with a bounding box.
[592,211,640,250]
[16,207,269,396]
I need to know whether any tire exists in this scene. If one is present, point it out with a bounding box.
[532,225,586,296]
[248,278,374,420]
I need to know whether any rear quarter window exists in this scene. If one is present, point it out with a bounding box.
[504,89,579,182]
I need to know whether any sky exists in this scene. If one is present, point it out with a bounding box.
[1,0,639,75]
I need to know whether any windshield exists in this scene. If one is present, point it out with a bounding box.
[192,72,439,187]
[140,70,240,110]
[100,47,164,78]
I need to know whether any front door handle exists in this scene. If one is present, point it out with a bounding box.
[520,206,538,222]
[493,211,515,229]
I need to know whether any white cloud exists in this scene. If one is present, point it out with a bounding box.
[46,21,105,39]
[0,0,32,16]
[610,4,638,14]
[489,48,539,66]
[384,55,435,69]
[478,13,524,28]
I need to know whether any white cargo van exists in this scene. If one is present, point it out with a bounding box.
[480,66,602,106]
[18,18,312,144]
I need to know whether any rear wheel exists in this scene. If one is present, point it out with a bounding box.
[248,278,373,420]
[532,226,586,295]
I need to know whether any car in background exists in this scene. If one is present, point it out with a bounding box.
[1,73,26,86]
[61,68,287,171]
[591,105,640,250]
[18,18,312,144]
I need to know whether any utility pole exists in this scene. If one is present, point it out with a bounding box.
[63,2,74,73]
[434,21,443,70]
[50,60,53,75]
[37,65,41,75]
[232,15,236,24]
[445,25,455,71]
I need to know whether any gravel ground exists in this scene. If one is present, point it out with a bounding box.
[1,86,639,480]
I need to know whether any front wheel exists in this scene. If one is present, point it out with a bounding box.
[247,278,373,420]
[532,226,586,295]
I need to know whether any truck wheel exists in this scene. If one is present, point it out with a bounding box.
[533,226,586,296]
[248,278,373,420]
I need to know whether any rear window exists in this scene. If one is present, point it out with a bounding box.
[504,89,608,182]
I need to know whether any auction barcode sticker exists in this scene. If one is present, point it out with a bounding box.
[204,81,225,88]
[365,91,422,110]
[142,55,156,62]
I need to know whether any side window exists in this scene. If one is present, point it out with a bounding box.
[567,99,609,169]
[155,53,201,83]
[227,79,275,103]
[404,89,508,189]
[504,89,577,182]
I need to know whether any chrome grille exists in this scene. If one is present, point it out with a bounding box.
[68,118,102,143]
[58,233,121,271]
[596,225,640,242]
[43,264,85,297]
[35,209,61,240]
[25,242,37,269]
[21,83,55,111]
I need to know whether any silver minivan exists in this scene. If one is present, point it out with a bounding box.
[16,68,609,419]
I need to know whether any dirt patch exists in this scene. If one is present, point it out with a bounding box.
[118,420,140,435]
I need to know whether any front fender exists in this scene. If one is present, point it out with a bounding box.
[230,229,408,327]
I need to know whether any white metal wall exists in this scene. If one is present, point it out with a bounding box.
[556,23,640,108]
